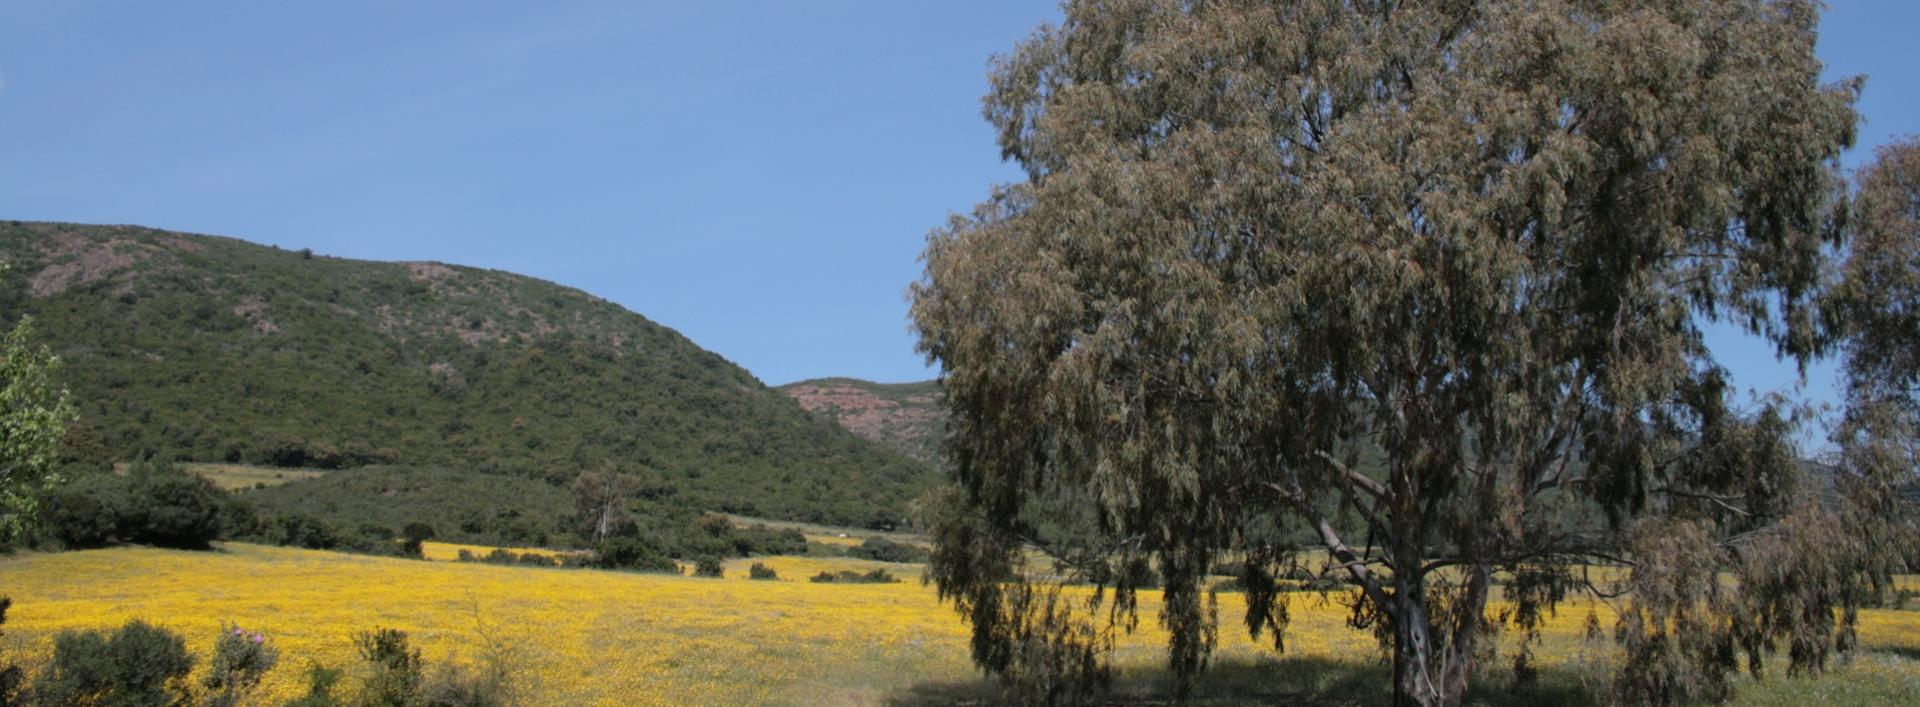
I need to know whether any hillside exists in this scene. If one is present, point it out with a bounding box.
[0,222,935,528]
[778,378,946,468]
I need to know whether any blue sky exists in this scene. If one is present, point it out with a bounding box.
[1,2,1913,444]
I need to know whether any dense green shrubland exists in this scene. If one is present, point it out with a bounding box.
[2,222,935,531]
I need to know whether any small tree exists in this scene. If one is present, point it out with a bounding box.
[0,313,74,545]
[571,465,640,545]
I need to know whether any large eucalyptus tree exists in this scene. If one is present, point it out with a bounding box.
[1828,137,1920,602]
[910,1,1867,705]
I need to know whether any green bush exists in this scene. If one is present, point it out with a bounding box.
[283,664,345,707]
[399,522,436,558]
[275,513,340,550]
[120,462,228,549]
[203,624,279,707]
[0,598,23,706]
[592,537,678,573]
[354,627,423,707]
[748,563,778,580]
[845,537,928,564]
[37,474,123,549]
[32,619,194,706]
[421,662,515,707]
[733,525,807,556]
[692,556,724,578]
[35,463,236,550]
[455,548,562,568]
[809,569,899,584]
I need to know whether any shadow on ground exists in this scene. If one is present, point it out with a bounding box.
[884,656,1598,706]
[1878,645,1920,663]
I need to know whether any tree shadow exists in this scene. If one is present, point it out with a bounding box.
[884,656,1599,706]
[1872,645,1920,663]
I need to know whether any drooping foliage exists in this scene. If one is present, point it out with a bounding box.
[1825,137,1920,604]
[911,1,1866,704]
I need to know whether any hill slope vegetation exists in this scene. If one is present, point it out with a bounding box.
[0,222,934,528]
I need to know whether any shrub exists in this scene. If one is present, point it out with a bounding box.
[283,664,345,707]
[400,522,436,558]
[845,537,929,564]
[204,624,279,707]
[354,627,423,707]
[748,563,778,580]
[120,462,227,549]
[422,663,514,707]
[692,556,724,578]
[33,619,194,706]
[0,598,23,705]
[732,525,807,556]
[809,569,899,584]
[34,463,234,551]
[593,537,678,573]
[37,474,124,549]
[276,513,340,550]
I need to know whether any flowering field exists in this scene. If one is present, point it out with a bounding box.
[417,541,579,563]
[0,543,1915,705]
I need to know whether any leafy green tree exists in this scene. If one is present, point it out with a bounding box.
[0,313,74,544]
[911,1,1868,704]
[572,465,641,545]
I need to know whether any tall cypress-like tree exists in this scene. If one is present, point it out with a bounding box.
[910,1,1872,705]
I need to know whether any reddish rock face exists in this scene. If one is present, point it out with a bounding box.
[779,380,945,468]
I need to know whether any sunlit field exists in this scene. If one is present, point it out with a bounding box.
[417,541,577,563]
[1,544,1915,705]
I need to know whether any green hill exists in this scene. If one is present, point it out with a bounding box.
[778,378,946,468]
[0,221,935,528]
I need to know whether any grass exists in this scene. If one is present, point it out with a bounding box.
[0,544,1913,706]
[184,463,327,491]
[722,514,932,549]
[112,462,327,491]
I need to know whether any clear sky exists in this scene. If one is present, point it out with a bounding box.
[1,2,1913,442]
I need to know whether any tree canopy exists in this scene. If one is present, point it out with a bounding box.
[1828,137,1920,602]
[0,311,73,544]
[911,1,1883,705]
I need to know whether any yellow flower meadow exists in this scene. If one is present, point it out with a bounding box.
[0,544,1913,705]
